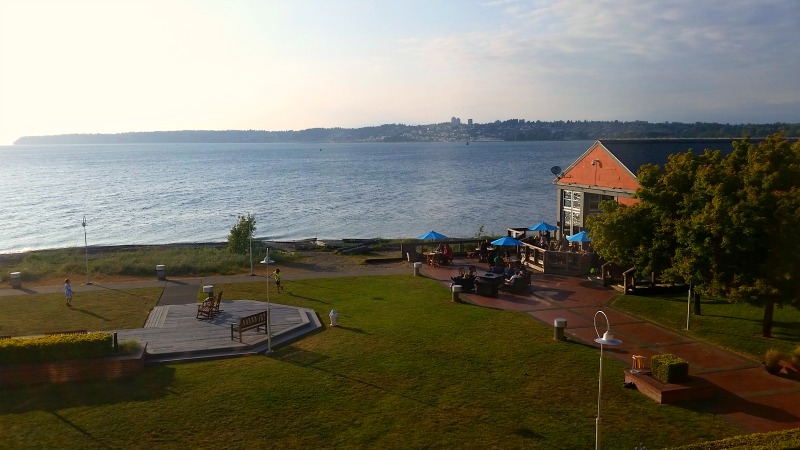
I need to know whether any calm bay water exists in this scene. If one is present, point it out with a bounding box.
[0,141,590,253]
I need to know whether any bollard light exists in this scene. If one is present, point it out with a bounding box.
[554,318,567,341]
[451,284,462,303]
[329,309,339,327]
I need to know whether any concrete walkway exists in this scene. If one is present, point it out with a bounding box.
[419,260,800,434]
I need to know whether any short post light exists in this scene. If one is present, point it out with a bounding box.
[329,309,339,327]
[593,310,622,450]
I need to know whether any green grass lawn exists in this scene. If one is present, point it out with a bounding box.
[0,287,162,336]
[1,276,741,449]
[612,293,800,361]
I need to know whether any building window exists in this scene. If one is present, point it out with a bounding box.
[586,193,615,213]
[561,190,582,236]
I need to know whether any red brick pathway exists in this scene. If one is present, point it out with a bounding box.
[421,258,800,433]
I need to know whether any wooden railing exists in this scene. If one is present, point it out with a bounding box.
[519,243,592,276]
[401,240,593,276]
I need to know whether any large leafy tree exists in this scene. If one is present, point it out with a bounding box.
[708,135,800,337]
[589,134,800,337]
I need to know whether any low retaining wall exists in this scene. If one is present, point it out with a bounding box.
[0,346,146,387]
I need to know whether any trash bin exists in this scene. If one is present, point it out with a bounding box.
[452,285,462,303]
[156,264,166,281]
[413,262,422,276]
[10,271,21,289]
[554,318,567,341]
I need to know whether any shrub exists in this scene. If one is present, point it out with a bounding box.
[651,353,689,384]
[0,333,114,365]
[765,348,785,375]
[117,340,143,356]
[671,427,800,449]
[791,346,800,367]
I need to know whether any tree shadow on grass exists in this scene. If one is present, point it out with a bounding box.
[285,291,331,305]
[0,365,176,415]
[50,410,113,449]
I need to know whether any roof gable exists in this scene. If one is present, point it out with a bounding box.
[557,141,639,192]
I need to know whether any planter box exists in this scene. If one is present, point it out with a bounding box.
[0,346,146,387]
[624,369,714,404]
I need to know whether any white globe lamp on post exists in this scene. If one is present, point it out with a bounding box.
[594,310,622,450]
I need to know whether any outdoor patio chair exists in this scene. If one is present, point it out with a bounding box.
[196,290,223,319]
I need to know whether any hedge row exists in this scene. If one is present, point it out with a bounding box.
[0,333,114,364]
[651,353,689,384]
[672,428,800,449]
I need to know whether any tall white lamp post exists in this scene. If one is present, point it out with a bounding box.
[260,248,275,353]
[594,310,621,450]
[82,215,92,285]
[249,215,254,276]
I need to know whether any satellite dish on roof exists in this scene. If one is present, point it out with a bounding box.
[550,166,562,175]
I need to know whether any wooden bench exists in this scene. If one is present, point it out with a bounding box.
[230,311,268,341]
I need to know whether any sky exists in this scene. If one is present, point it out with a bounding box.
[1,0,799,145]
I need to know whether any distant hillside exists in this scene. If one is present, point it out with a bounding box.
[14,120,800,145]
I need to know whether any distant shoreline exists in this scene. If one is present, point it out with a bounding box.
[13,121,799,145]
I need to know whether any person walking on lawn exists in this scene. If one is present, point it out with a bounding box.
[64,278,73,306]
[272,269,284,293]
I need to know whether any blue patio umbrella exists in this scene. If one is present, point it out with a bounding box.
[528,221,558,232]
[566,231,592,242]
[491,236,524,246]
[418,230,448,240]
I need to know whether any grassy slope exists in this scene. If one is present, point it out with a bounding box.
[1,276,739,449]
[613,293,800,360]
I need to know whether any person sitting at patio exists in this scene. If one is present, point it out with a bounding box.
[479,240,490,262]
[503,262,516,278]
[442,243,453,264]
[505,270,524,285]
[492,252,505,268]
